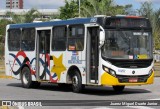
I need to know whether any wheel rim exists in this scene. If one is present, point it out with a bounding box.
[23,70,29,84]
[72,75,78,90]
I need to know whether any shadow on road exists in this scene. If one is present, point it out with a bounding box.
[7,82,151,96]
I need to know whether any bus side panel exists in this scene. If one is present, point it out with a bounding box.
[7,51,21,79]
[6,51,37,80]
[5,26,11,77]
[5,50,11,77]
[49,52,66,83]
[65,50,86,84]
[25,52,36,81]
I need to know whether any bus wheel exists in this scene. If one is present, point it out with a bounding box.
[113,86,125,92]
[21,67,33,88]
[71,70,84,93]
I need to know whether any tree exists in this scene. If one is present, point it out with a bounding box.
[59,0,79,19]
[0,19,13,43]
[24,9,41,23]
[59,0,133,18]
[6,8,40,23]
[138,2,160,49]
[80,0,132,17]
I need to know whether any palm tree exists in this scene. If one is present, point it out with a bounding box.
[24,9,41,23]
[80,0,129,17]
[59,0,79,19]
[6,8,40,23]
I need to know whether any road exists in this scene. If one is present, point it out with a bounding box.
[0,78,160,109]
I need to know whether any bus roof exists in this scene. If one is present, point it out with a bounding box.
[8,15,148,29]
[8,17,100,29]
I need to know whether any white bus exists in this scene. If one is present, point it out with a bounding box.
[5,15,154,93]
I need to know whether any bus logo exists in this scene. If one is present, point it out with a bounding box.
[132,71,135,74]
[90,18,97,22]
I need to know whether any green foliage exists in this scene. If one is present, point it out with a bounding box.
[0,19,13,43]
[80,0,133,16]
[0,19,13,56]
[6,8,41,23]
[138,2,160,50]
[59,0,79,19]
[24,9,41,23]
[59,0,133,18]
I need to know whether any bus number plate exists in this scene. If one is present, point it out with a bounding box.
[129,78,138,83]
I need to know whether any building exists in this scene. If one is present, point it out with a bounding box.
[6,0,23,9]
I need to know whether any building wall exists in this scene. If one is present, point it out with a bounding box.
[19,0,23,9]
[6,0,23,9]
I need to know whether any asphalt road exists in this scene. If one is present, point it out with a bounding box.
[0,78,160,109]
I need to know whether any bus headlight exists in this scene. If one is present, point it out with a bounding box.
[102,65,116,77]
[148,69,153,76]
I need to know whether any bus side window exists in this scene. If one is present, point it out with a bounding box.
[21,28,35,51]
[52,26,66,51]
[8,29,21,51]
[68,25,84,51]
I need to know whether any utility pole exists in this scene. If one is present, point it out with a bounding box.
[79,0,81,17]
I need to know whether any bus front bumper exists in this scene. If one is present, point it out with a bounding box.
[101,71,154,86]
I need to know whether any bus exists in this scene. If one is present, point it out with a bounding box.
[5,15,154,93]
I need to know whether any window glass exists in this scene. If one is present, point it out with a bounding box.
[71,28,76,36]
[21,28,35,51]
[68,25,84,51]
[78,28,83,35]
[8,29,21,51]
[52,26,66,51]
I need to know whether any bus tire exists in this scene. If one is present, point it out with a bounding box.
[71,70,84,93]
[21,67,33,88]
[113,86,125,92]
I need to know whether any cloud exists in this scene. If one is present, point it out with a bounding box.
[24,0,65,9]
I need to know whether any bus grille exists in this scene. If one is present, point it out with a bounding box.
[116,75,149,83]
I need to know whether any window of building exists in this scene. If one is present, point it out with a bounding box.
[8,29,21,51]
[68,25,84,51]
[52,26,67,51]
[21,28,35,51]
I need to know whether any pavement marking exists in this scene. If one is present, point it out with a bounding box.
[92,107,113,109]
[18,106,25,109]
[148,98,160,100]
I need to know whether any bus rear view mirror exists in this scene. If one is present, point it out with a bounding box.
[99,30,105,48]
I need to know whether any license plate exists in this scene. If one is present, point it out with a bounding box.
[129,78,138,83]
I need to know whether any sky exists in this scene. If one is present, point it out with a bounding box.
[0,0,160,10]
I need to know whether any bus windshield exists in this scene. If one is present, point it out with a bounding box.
[102,30,152,59]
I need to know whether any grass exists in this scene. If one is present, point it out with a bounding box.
[154,62,160,77]
[0,60,7,78]
[0,60,4,74]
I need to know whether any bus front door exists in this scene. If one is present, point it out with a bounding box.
[36,30,51,81]
[86,27,99,84]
